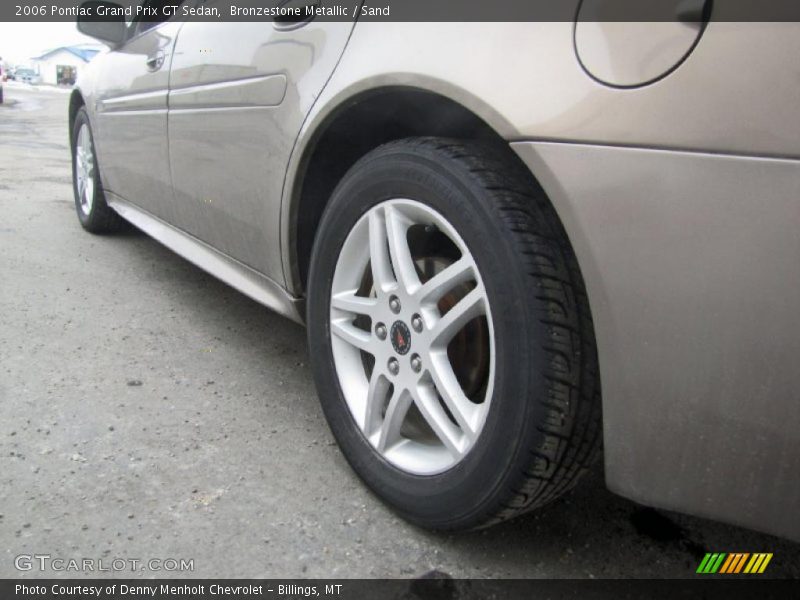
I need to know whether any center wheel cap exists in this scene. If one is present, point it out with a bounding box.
[390,321,412,355]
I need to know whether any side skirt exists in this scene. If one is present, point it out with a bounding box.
[107,193,305,324]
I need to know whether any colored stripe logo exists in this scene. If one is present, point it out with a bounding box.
[696,553,773,574]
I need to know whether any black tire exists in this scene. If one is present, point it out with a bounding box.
[307,137,602,530]
[71,107,127,234]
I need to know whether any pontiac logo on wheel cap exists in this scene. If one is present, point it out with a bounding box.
[390,321,412,355]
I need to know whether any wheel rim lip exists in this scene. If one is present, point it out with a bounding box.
[329,198,496,476]
[75,124,94,216]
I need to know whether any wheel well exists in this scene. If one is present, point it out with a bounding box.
[292,87,512,293]
[68,90,85,140]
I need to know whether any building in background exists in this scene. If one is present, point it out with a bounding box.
[31,44,101,86]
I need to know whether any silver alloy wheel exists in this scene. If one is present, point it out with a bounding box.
[330,199,495,475]
[75,124,95,216]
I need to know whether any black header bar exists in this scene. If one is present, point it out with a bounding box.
[4,0,800,23]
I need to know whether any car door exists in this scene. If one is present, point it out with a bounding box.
[91,2,185,222]
[166,1,357,283]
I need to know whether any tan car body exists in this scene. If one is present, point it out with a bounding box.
[72,9,800,541]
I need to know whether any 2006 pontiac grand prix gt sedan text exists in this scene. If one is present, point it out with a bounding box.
[69,0,800,540]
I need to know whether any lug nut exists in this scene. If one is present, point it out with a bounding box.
[411,314,423,333]
[375,323,387,340]
[389,296,401,314]
[410,354,422,373]
[387,358,400,376]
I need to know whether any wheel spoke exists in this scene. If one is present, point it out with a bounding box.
[377,388,413,452]
[331,290,378,319]
[416,256,475,305]
[81,127,91,153]
[430,286,487,347]
[364,369,390,436]
[427,353,478,438]
[85,176,94,208]
[368,209,395,292]
[330,318,373,353]
[412,383,464,458]
[384,205,421,293]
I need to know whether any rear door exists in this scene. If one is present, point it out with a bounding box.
[166,1,357,283]
[91,1,186,222]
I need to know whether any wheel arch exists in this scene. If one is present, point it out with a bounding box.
[68,88,86,141]
[285,85,523,296]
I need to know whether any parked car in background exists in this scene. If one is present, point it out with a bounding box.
[69,0,800,541]
[15,68,40,85]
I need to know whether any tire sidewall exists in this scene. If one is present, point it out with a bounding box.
[307,145,549,528]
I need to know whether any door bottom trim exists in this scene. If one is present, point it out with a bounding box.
[107,194,305,324]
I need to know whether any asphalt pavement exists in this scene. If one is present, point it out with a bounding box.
[1,83,799,579]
